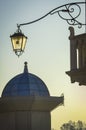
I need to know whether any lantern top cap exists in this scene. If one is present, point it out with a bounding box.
[10,25,27,38]
[10,31,27,38]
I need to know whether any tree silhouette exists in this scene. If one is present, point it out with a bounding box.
[60,120,86,130]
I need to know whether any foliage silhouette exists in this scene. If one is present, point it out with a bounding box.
[60,120,86,130]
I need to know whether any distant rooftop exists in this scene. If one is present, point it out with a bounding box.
[2,62,50,97]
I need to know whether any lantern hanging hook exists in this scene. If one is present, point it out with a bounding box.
[17,24,21,33]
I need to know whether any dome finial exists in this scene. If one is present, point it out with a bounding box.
[24,61,28,73]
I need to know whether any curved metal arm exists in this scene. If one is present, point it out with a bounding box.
[17,2,86,29]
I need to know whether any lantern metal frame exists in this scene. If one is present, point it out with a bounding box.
[17,2,86,29]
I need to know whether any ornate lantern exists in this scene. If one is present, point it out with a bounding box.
[10,26,27,57]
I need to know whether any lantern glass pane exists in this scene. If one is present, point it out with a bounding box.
[11,36,23,50]
[21,36,27,50]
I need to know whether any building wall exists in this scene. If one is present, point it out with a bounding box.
[0,96,63,130]
[0,111,51,130]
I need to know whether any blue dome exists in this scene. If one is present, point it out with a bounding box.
[2,62,50,97]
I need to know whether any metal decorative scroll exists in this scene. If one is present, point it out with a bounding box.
[17,2,86,29]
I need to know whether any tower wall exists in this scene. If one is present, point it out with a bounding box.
[0,111,51,130]
[66,27,86,85]
[0,62,64,130]
[0,96,63,130]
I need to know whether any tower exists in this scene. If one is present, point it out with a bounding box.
[0,62,64,130]
[66,27,86,85]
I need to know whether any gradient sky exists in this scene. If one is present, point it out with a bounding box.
[0,0,86,129]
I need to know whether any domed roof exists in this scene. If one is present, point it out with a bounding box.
[2,62,50,97]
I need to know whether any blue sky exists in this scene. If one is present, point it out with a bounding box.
[0,0,86,129]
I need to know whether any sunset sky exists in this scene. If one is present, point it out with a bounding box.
[0,0,86,129]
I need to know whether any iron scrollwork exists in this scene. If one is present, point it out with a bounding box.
[17,2,86,29]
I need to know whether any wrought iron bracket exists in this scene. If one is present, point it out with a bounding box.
[17,2,86,29]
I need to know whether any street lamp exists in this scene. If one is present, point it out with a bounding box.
[10,25,27,57]
[10,2,86,57]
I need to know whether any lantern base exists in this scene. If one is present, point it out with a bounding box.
[15,50,24,57]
